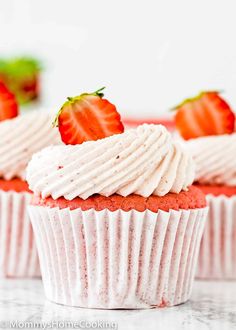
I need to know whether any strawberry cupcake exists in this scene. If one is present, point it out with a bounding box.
[0,84,60,277]
[174,91,236,279]
[27,89,208,308]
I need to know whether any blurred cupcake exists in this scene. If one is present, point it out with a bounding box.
[0,57,41,105]
[27,89,207,308]
[0,84,60,277]
[174,90,236,279]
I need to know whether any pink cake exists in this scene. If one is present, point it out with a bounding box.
[0,112,60,277]
[27,124,208,308]
[185,134,236,279]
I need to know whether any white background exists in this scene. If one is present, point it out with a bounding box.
[1,0,236,118]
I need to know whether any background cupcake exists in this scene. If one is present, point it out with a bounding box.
[27,89,208,308]
[174,90,236,280]
[0,83,60,277]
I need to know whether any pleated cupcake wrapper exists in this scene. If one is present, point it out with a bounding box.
[28,206,208,309]
[0,190,41,278]
[197,194,236,280]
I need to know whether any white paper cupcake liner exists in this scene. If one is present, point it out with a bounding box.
[197,194,236,280]
[0,190,41,278]
[28,205,208,309]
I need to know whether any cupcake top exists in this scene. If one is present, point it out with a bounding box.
[185,134,236,186]
[173,91,236,186]
[0,112,61,180]
[27,124,195,200]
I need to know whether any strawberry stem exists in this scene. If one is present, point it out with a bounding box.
[92,86,106,98]
[81,87,106,98]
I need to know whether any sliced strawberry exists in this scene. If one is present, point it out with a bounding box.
[173,91,235,140]
[0,82,18,121]
[54,87,124,145]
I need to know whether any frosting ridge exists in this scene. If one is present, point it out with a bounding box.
[27,124,195,200]
[0,112,61,180]
[185,133,236,186]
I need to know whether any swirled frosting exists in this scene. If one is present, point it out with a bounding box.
[0,112,61,180]
[27,124,195,200]
[185,133,236,186]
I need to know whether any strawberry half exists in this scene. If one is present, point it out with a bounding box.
[0,82,18,121]
[173,91,235,140]
[54,87,124,145]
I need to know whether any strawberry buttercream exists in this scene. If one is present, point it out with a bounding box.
[0,112,61,180]
[185,133,236,186]
[27,124,195,200]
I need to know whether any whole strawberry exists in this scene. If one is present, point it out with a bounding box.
[174,91,235,140]
[54,87,124,145]
[0,82,18,121]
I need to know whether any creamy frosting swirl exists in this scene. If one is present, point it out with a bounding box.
[27,124,195,200]
[0,112,61,180]
[185,133,236,186]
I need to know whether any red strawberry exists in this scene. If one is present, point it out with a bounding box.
[54,87,124,145]
[0,82,18,121]
[174,91,235,140]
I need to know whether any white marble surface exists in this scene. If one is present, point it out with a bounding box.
[0,280,235,330]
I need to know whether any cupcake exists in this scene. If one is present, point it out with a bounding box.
[27,88,208,309]
[174,90,236,280]
[0,88,60,277]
